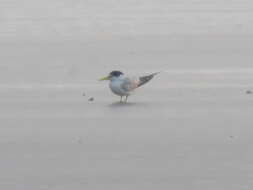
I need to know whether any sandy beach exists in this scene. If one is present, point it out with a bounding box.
[1,0,253,189]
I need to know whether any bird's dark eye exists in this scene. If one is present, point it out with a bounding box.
[110,71,123,77]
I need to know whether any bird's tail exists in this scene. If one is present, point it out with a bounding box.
[137,72,161,87]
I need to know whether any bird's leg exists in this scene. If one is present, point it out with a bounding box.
[125,95,128,103]
[120,96,122,102]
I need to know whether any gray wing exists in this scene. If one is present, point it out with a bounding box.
[137,72,160,87]
[120,77,139,92]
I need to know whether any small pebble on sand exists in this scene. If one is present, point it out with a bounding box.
[246,90,252,94]
[88,97,94,101]
[83,93,85,96]
[77,138,82,144]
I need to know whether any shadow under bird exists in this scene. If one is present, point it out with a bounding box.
[99,71,160,102]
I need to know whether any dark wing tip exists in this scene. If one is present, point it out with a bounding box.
[137,72,160,87]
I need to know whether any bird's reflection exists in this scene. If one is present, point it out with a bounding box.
[108,101,148,108]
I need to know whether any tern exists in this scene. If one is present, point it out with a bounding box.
[99,71,160,102]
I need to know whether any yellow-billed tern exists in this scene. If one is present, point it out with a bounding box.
[100,71,160,102]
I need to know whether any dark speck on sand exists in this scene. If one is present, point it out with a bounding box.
[88,97,94,101]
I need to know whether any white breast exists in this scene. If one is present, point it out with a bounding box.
[109,77,130,96]
[109,81,125,96]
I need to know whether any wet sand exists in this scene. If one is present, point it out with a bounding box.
[0,72,253,189]
[1,0,253,189]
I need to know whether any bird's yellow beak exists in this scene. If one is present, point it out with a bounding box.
[99,76,110,81]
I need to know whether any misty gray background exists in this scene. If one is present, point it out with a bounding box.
[1,0,253,189]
